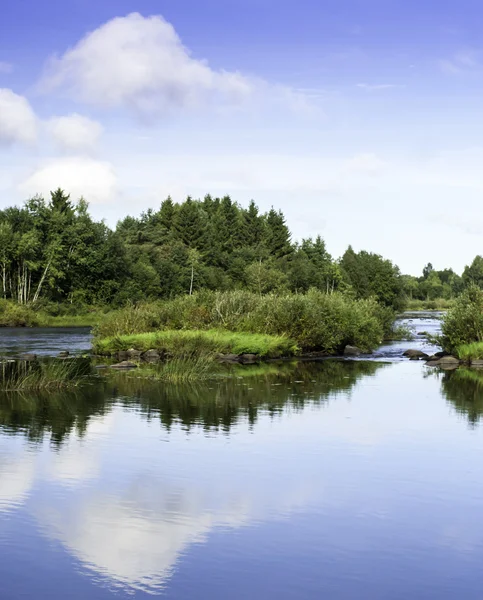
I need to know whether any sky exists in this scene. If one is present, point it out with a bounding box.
[2,1,483,275]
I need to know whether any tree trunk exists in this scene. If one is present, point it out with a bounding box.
[189,265,194,295]
[33,259,51,304]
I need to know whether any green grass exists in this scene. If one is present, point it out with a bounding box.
[406,298,454,311]
[120,355,215,383]
[93,329,299,358]
[38,313,101,327]
[0,358,92,391]
[456,342,483,362]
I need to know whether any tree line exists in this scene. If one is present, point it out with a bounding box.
[0,188,479,311]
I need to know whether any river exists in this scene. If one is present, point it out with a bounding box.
[2,314,483,599]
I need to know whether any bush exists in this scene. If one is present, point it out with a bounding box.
[94,290,391,354]
[0,300,40,327]
[440,285,483,352]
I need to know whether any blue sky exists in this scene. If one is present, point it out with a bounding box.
[2,1,483,274]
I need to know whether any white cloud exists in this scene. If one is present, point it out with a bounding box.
[40,13,255,116]
[47,113,103,152]
[0,451,36,512]
[0,88,37,145]
[20,156,118,204]
[0,61,13,74]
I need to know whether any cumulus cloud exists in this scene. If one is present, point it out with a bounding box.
[0,88,37,145]
[0,61,13,74]
[20,157,118,204]
[39,13,254,116]
[46,113,103,152]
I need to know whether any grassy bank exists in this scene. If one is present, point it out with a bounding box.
[406,298,453,311]
[0,299,104,328]
[93,290,391,355]
[94,329,299,358]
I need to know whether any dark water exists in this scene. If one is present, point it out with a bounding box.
[3,315,483,599]
[0,327,92,356]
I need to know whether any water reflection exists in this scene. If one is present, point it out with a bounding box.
[440,368,483,426]
[0,360,386,595]
[0,360,386,442]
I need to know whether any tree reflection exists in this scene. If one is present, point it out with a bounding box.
[0,360,387,443]
[440,368,483,426]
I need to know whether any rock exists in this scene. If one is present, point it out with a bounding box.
[240,353,258,364]
[127,348,143,359]
[427,352,446,361]
[343,345,362,356]
[142,349,161,362]
[426,355,460,368]
[438,356,460,365]
[117,351,129,361]
[218,353,241,363]
[409,356,421,361]
[418,331,428,336]
[19,353,37,361]
[403,349,429,359]
[57,351,70,358]
[110,361,138,370]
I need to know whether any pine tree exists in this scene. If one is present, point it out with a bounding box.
[264,208,292,258]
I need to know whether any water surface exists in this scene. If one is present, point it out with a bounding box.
[2,315,483,600]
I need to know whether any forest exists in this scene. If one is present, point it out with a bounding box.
[0,188,480,313]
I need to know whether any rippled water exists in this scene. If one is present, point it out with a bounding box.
[3,315,483,599]
[0,327,92,356]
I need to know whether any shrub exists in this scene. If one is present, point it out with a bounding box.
[94,290,391,354]
[440,285,483,352]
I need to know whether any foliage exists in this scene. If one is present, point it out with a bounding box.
[340,246,405,310]
[440,285,483,352]
[94,289,389,354]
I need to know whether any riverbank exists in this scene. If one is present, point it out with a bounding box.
[0,300,104,328]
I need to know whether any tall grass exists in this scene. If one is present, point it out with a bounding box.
[125,354,215,383]
[456,342,483,362]
[0,358,92,391]
[93,289,390,354]
[94,329,298,358]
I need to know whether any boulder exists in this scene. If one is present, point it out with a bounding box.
[57,351,70,358]
[426,355,460,368]
[344,345,362,356]
[218,353,241,363]
[438,356,460,365]
[142,349,161,362]
[403,349,429,359]
[110,361,138,370]
[427,352,446,361]
[127,348,143,359]
[240,353,258,364]
[117,351,129,361]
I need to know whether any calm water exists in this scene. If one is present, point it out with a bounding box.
[0,327,92,356]
[3,315,483,599]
